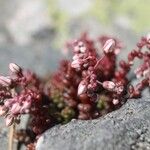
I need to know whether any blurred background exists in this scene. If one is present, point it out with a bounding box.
[0,0,149,76]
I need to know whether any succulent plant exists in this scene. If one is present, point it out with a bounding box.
[0,33,149,149]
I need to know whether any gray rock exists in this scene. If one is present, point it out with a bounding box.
[0,118,8,149]
[0,0,63,77]
[0,129,8,149]
[36,97,150,150]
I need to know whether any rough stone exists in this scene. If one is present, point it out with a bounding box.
[0,118,8,149]
[36,97,150,150]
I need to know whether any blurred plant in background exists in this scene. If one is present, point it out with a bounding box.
[46,0,91,48]
[47,0,69,47]
[46,0,150,49]
[90,0,150,32]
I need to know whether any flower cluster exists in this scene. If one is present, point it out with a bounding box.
[47,33,149,121]
[70,34,123,118]
[0,63,52,135]
[0,33,149,150]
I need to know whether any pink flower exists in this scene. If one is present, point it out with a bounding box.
[134,67,143,79]
[71,59,82,69]
[22,101,31,111]
[9,63,21,74]
[112,99,119,105]
[4,99,14,107]
[10,103,21,115]
[146,33,150,43]
[78,80,88,96]
[102,81,116,91]
[0,76,12,87]
[115,82,124,94]
[103,39,115,53]
[80,46,86,53]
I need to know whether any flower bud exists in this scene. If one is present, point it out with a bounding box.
[143,68,150,78]
[74,46,80,52]
[10,103,21,115]
[4,99,13,107]
[116,86,124,94]
[146,33,150,43]
[78,80,87,96]
[73,54,79,61]
[134,67,142,79]
[102,81,116,91]
[78,41,84,47]
[114,82,124,94]
[0,106,8,116]
[22,101,31,110]
[0,76,12,87]
[80,46,86,53]
[103,39,115,53]
[24,109,30,113]
[71,59,81,69]
[5,115,14,126]
[9,63,21,74]
[112,99,119,105]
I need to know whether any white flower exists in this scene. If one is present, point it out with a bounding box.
[9,63,21,74]
[78,80,87,95]
[103,39,115,53]
[102,81,116,91]
[71,59,82,69]
[0,76,12,87]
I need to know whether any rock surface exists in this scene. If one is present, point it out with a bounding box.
[36,96,150,150]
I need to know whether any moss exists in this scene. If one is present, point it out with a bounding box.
[97,95,110,110]
[46,0,150,41]
[61,107,76,123]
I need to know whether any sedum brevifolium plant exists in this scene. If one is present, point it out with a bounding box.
[0,33,149,150]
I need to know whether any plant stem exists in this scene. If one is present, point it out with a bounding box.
[8,124,15,150]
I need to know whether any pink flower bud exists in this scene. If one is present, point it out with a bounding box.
[102,81,116,91]
[115,82,124,94]
[22,101,31,110]
[113,99,119,105]
[5,115,14,126]
[146,33,150,43]
[116,86,124,94]
[0,76,12,87]
[74,46,80,52]
[134,67,142,79]
[71,59,81,69]
[103,39,115,53]
[24,109,30,113]
[80,46,86,53]
[0,106,8,116]
[78,80,87,96]
[78,41,84,47]
[4,99,14,107]
[73,54,79,61]
[10,103,21,115]
[143,68,150,78]
[9,63,21,74]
